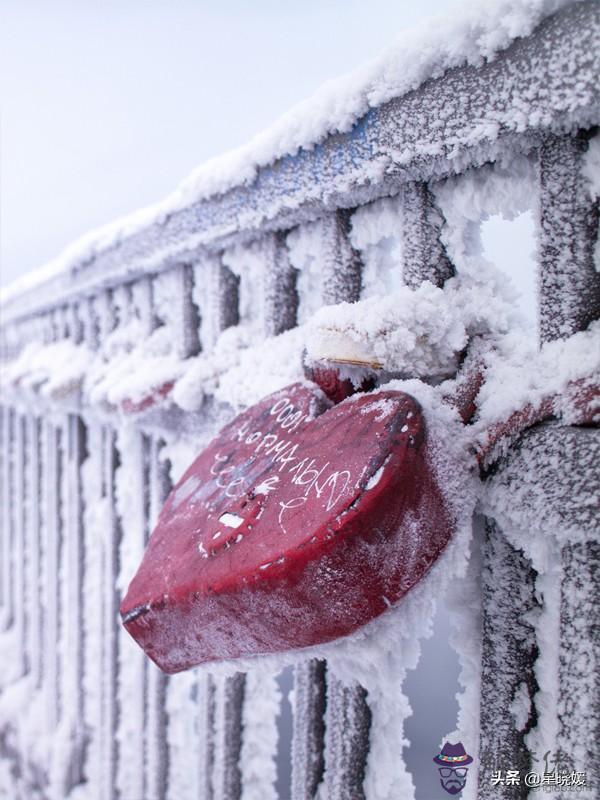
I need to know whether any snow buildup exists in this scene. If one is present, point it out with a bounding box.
[174,325,306,413]
[509,680,532,733]
[166,670,204,800]
[115,426,147,800]
[286,220,327,324]
[305,271,515,380]
[474,321,600,434]
[349,194,404,299]
[0,339,91,400]
[0,0,575,308]
[80,424,107,800]
[240,670,281,800]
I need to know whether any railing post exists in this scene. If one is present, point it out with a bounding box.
[401,181,454,288]
[212,672,246,800]
[321,210,362,305]
[263,232,299,336]
[193,255,240,351]
[175,264,202,359]
[477,521,538,798]
[43,420,63,733]
[26,415,43,688]
[197,675,217,800]
[324,675,371,800]
[0,407,9,630]
[557,540,600,790]
[539,129,599,796]
[61,413,88,790]
[0,407,15,631]
[291,659,326,800]
[484,425,600,797]
[101,427,122,800]
[12,413,28,678]
[145,436,171,800]
[539,131,600,343]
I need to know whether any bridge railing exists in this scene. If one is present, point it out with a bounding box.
[0,3,598,799]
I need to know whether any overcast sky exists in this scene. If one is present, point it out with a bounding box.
[0,0,468,289]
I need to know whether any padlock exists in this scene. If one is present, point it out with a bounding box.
[120,382,454,673]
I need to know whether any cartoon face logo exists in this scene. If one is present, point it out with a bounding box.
[433,742,473,795]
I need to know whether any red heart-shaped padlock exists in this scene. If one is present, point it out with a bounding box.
[121,383,453,672]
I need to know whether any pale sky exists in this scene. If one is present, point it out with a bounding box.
[0,0,463,289]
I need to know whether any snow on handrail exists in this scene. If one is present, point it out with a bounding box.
[1,0,598,324]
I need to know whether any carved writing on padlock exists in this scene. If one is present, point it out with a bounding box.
[121,383,453,673]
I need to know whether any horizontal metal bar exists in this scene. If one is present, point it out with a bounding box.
[2,1,598,325]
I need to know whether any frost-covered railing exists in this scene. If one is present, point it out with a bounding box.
[1,3,599,799]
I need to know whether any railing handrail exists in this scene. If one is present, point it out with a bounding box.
[1,0,598,327]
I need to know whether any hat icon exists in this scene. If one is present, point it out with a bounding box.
[433,742,473,766]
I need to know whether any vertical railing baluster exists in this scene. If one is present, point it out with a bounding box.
[80,420,104,797]
[538,131,600,794]
[115,427,146,800]
[291,660,326,800]
[197,675,217,800]
[0,406,6,628]
[212,673,246,800]
[321,210,362,305]
[401,181,455,288]
[179,264,202,359]
[44,420,63,733]
[13,413,27,677]
[26,415,43,688]
[64,413,88,789]
[477,521,538,799]
[324,674,371,800]
[558,541,599,788]
[263,232,298,336]
[101,427,122,800]
[193,254,240,356]
[0,407,14,631]
[314,210,370,798]
[146,436,172,800]
[539,132,600,343]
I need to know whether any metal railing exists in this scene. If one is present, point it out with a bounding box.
[1,3,598,799]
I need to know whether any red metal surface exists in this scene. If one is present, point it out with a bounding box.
[121,383,454,673]
[121,381,175,414]
[478,378,599,467]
